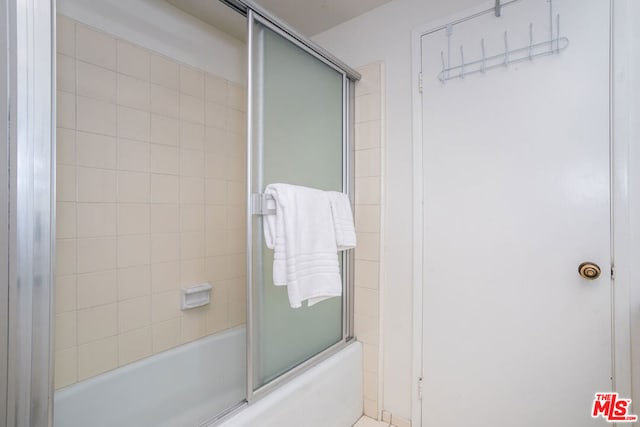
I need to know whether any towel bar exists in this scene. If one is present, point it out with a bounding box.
[251,193,276,215]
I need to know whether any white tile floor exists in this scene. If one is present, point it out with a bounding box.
[353,416,393,427]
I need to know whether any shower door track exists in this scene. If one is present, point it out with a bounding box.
[221,0,361,81]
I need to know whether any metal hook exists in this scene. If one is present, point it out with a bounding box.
[503,31,509,65]
[556,14,560,52]
[481,38,486,73]
[548,0,553,43]
[494,0,501,17]
[446,24,453,79]
[528,23,533,60]
[459,46,465,78]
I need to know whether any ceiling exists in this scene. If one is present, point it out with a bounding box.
[254,0,394,36]
[165,0,248,40]
[166,0,395,40]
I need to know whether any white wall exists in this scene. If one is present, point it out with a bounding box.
[313,0,485,420]
[316,0,640,422]
[630,3,640,409]
[614,0,640,408]
[57,0,246,83]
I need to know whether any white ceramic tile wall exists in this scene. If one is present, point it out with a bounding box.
[354,62,384,419]
[54,15,247,389]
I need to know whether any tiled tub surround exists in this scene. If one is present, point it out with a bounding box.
[354,62,384,419]
[54,15,247,389]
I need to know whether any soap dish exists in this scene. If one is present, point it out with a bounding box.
[181,282,213,310]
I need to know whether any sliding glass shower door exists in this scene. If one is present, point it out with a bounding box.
[248,12,349,391]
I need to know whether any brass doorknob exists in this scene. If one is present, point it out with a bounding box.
[578,262,601,280]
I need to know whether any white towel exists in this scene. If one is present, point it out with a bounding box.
[263,183,342,308]
[328,191,356,251]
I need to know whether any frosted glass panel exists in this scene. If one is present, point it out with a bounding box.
[251,21,344,388]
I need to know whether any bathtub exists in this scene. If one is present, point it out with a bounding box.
[54,326,246,427]
[54,326,363,427]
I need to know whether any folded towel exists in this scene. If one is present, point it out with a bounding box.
[263,183,342,308]
[328,191,356,251]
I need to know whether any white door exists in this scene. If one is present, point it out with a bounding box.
[420,1,611,426]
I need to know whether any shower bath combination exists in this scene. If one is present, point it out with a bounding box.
[2,0,361,426]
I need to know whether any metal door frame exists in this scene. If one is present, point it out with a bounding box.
[1,0,10,423]
[2,0,56,426]
[201,3,359,424]
[244,4,358,405]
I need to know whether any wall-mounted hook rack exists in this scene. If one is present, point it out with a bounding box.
[437,0,569,83]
